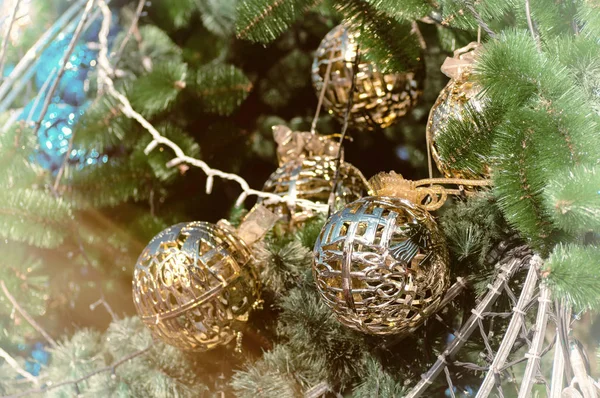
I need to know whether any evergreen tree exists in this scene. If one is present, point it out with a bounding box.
[0,0,598,396]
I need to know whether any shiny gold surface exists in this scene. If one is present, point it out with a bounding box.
[311,25,423,131]
[427,50,491,180]
[132,221,259,351]
[313,196,449,335]
[260,156,370,226]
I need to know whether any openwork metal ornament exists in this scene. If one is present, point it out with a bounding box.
[427,43,491,180]
[311,24,423,131]
[260,156,370,226]
[132,221,259,351]
[313,196,449,335]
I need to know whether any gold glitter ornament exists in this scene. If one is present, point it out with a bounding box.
[311,24,423,131]
[427,43,491,180]
[132,221,259,351]
[313,196,449,335]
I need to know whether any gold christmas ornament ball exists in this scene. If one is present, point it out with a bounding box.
[132,221,259,351]
[260,156,370,225]
[427,56,491,180]
[311,24,423,131]
[313,196,449,335]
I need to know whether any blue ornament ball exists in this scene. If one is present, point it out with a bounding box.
[35,103,84,171]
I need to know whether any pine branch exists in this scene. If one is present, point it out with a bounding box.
[0,122,43,189]
[0,0,21,81]
[0,347,37,385]
[254,241,312,295]
[72,96,135,152]
[114,25,182,75]
[0,245,49,323]
[258,50,310,109]
[578,0,600,39]
[334,0,423,73]
[543,164,600,234]
[364,0,431,22]
[194,64,253,116]
[129,61,188,117]
[544,244,600,311]
[58,153,155,209]
[0,280,56,348]
[436,0,511,33]
[351,356,407,397]
[236,0,322,44]
[231,345,304,398]
[492,111,555,250]
[112,0,146,67]
[197,0,238,38]
[143,123,200,182]
[434,102,502,178]
[147,0,198,29]
[0,188,71,248]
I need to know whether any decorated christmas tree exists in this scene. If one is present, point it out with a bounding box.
[0,0,599,397]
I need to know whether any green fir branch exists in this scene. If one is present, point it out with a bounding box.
[476,30,545,106]
[334,0,422,73]
[440,195,509,268]
[0,244,49,347]
[194,64,253,115]
[73,96,135,153]
[129,61,188,117]
[259,50,311,109]
[142,123,201,182]
[0,189,71,248]
[231,345,305,398]
[197,0,238,38]
[550,35,600,114]
[294,214,326,249]
[577,0,600,39]
[236,0,322,43]
[434,102,502,177]
[544,244,600,311]
[147,0,199,29]
[436,0,515,32]
[278,282,368,386]
[543,164,600,234]
[527,0,579,38]
[115,25,182,75]
[351,356,407,398]
[59,152,157,209]
[0,122,44,189]
[255,240,312,295]
[492,110,556,250]
[364,0,431,22]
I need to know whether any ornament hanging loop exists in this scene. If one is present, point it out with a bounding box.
[369,171,492,211]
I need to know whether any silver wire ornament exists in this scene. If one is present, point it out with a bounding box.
[313,196,450,335]
[311,24,423,131]
[132,221,260,351]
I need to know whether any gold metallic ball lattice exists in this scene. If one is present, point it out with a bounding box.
[311,24,423,131]
[132,221,259,351]
[260,156,370,226]
[427,44,491,180]
[313,196,449,335]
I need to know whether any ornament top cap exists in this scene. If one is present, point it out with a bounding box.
[272,125,340,165]
[440,42,481,80]
[369,171,423,204]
